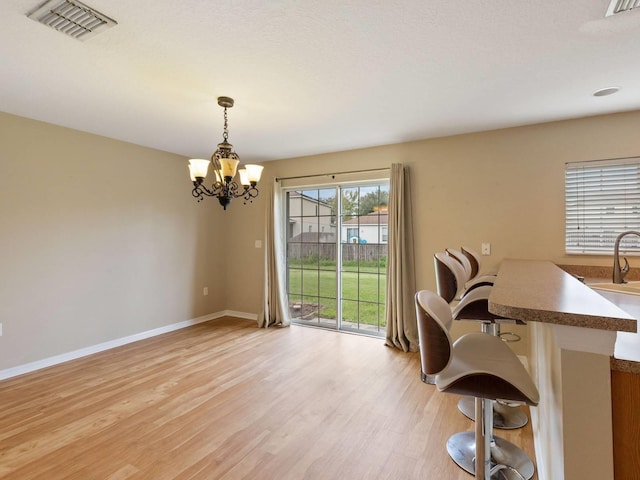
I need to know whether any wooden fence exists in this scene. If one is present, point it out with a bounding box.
[288,243,387,262]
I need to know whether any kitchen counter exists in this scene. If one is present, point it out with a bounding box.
[489,259,637,332]
[488,259,637,480]
[490,259,640,370]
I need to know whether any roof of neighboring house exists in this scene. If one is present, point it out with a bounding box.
[342,212,388,226]
[288,191,332,208]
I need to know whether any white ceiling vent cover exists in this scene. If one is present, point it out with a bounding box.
[606,0,640,16]
[27,0,117,40]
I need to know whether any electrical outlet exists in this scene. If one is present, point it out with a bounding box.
[481,243,491,256]
[255,240,262,248]
[203,287,208,296]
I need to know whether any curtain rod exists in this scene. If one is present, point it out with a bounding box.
[275,167,390,182]
[565,155,640,166]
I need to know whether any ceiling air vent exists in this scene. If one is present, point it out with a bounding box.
[27,0,117,41]
[606,0,640,16]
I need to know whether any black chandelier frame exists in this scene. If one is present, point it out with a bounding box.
[190,96,260,210]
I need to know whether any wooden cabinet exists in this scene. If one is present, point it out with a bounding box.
[612,369,640,480]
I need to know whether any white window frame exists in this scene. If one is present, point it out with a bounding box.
[565,157,640,255]
[283,180,389,336]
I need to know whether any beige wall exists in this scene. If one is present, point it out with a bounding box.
[2,108,640,372]
[223,110,640,353]
[0,112,226,371]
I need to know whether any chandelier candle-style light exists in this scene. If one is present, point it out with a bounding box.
[188,96,263,210]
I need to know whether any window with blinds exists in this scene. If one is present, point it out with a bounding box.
[565,157,640,254]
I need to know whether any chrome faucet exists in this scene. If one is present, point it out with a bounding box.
[613,231,640,284]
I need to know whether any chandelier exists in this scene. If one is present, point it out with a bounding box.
[188,96,263,210]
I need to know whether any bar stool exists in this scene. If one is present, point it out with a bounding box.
[435,253,522,342]
[415,290,539,480]
[447,247,498,284]
[461,246,482,279]
[446,248,475,281]
[453,286,529,429]
[434,252,494,302]
[433,253,528,429]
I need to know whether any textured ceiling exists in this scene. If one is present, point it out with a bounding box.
[1,0,639,162]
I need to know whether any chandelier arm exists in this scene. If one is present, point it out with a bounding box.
[192,186,205,203]
[192,182,225,200]
[226,181,243,198]
[240,185,260,204]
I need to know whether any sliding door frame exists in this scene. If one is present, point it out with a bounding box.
[283,179,389,337]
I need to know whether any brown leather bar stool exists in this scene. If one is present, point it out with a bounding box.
[434,252,494,302]
[447,247,499,282]
[459,246,498,278]
[433,253,528,430]
[461,246,482,279]
[415,290,539,480]
[452,285,529,430]
[446,248,476,281]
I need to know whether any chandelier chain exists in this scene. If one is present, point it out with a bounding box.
[222,107,229,142]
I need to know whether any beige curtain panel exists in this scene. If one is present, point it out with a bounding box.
[385,163,418,352]
[258,179,291,328]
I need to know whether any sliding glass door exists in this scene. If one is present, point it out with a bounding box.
[285,182,389,336]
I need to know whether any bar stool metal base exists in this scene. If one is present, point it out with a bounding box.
[446,431,534,480]
[458,396,528,430]
[421,371,436,385]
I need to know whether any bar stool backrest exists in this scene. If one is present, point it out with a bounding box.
[446,248,473,282]
[434,252,466,302]
[415,290,454,377]
[461,246,481,279]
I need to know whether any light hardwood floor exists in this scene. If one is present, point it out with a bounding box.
[0,317,536,479]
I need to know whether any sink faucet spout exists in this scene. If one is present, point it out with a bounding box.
[613,231,640,284]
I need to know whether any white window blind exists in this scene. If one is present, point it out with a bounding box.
[565,157,640,254]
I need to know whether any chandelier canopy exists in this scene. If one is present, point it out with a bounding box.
[188,96,263,210]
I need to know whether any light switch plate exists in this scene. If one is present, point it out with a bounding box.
[481,243,491,255]
[255,240,262,248]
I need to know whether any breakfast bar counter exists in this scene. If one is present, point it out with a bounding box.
[488,259,637,480]
[489,259,636,332]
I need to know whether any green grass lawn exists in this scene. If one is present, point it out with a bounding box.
[287,261,386,328]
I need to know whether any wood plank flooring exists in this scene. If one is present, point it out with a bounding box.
[0,317,536,479]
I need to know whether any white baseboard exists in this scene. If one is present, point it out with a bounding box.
[222,310,258,321]
[0,310,256,381]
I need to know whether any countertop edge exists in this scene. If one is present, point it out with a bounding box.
[611,357,640,374]
[489,301,637,332]
[489,259,637,333]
